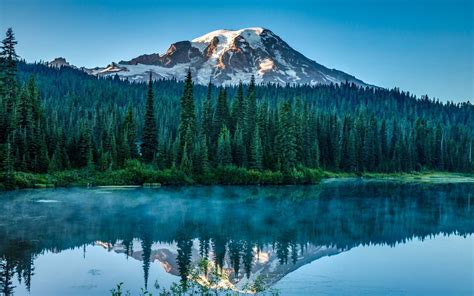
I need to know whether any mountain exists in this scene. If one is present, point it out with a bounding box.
[47,57,73,68]
[100,240,343,291]
[88,27,367,86]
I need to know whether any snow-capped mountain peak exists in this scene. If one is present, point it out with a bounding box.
[192,27,266,49]
[86,27,367,86]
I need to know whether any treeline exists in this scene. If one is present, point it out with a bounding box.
[0,28,472,187]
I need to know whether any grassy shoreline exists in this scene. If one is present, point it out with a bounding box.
[321,171,474,184]
[1,161,472,190]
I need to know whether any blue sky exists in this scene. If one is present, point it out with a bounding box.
[0,0,472,102]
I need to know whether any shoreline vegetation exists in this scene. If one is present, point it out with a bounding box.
[1,160,472,190]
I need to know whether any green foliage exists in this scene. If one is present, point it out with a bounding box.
[215,166,283,185]
[244,75,257,145]
[216,125,232,166]
[276,101,297,173]
[249,127,263,170]
[231,81,245,133]
[1,142,14,188]
[178,69,196,164]
[141,73,158,162]
[110,282,131,296]
[214,87,230,135]
[232,124,247,167]
[93,160,192,186]
[201,82,213,144]
[0,28,472,190]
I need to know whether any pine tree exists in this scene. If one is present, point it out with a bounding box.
[214,87,229,135]
[28,77,42,125]
[300,102,311,167]
[257,100,269,167]
[49,130,70,172]
[0,28,18,145]
[249,127,263,170]
[379,119,388,171]
[363,116,378,171]
[277,101,296,173]
[78,123,94,170]
[193,136,209,173]
[176,238,193,285]
[140,234,152,289]
[178,70,196,154]
[0,103,5,144]
[228,240,241,277]
[434,123,444,170]
[244,75,257,145]
[34,127,49,173]
[328,114,341,169]
[141,73,158,162]
[415,118,427,167]
[171,136,181,168]
[294,98,305,165]
[232,124,246,167]
[1,28,18,101]
[347,131,357,172]
[0,256,15,295]
[179,143,192,174]
[18,87,32,129]
[310,122,320,169]
[242,241,253,279]
[2,140,14,188]
[123,103,137,158]
[180,126,194,173]
[355,114,366,172]
[231,81,245,133]
[216,125,232,166]
[340,116,356,171]
[202,81,213,142]
[265,108,278,170]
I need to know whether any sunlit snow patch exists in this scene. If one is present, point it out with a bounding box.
[258,58,274,75]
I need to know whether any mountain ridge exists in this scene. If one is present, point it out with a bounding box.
[50,27,368,86]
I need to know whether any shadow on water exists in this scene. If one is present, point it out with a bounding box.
[0,181,473,294]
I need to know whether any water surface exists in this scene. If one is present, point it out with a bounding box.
[0,181,472,295]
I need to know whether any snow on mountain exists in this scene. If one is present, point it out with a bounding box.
[104,239,344,291]
[85,27,367,86]
[91,62,128,75]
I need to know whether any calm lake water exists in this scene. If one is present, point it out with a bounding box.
[0,181,473,296]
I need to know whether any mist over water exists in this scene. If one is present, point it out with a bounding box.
[0,181,473,295]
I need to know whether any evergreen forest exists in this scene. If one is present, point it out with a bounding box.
[0,28,472,188]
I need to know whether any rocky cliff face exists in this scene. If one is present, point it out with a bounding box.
[47,57,72,68]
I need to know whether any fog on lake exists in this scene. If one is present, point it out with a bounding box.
[0,181,472,295]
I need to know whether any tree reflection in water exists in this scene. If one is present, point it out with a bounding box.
[0,182,472,294]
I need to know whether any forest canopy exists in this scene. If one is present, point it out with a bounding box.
[0,28,472,188]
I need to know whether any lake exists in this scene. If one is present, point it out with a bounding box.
[0,180,472,295]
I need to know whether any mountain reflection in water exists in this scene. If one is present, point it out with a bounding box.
[0,181,472,295]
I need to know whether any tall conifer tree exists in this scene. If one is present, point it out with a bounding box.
[141,72,158,162]
[216,125,232,166]
[178,70,196,163]
[244,75,257,145]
